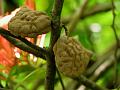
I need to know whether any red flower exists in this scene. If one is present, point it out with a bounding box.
[25,0,35,10]
[0,36,16,78]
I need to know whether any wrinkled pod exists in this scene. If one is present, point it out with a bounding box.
[8,6,51,38]
[53,35,93,78]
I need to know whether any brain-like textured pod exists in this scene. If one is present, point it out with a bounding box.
[53,36,92,78]
[8,6,51,38]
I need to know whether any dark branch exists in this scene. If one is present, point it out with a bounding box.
[0,27,47,59]
[56,68,65,90]
[75,75,109,90]
[45,0,64,90]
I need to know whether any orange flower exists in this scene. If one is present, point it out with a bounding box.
[25,0,35,10]
[0,36,16,79]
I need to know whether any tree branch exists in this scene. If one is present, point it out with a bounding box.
[90,54,120,82]
[45,0,64,90]
[85,51,120,89]
[0,27,47,59]
[67,0,89,35]
[85,48,114,77]
[75,75,109,90]
[62,3,112,25]
[111,0,120,88]
[83,3,112,19]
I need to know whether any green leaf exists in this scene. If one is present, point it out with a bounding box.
[0,80,7,88]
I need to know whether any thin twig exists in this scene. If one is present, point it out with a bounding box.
[75,75,109,90]
[32,78,44,90]
[62,3,112,25]
[68,0,89,34]
[62,24,68,36]
[90,55,116,81]
[14,68,39,90]
[56,68,65,90]
[85,48,114,77]
[111,0,120,89]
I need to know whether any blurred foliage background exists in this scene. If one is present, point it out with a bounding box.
[0,0,120,90]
